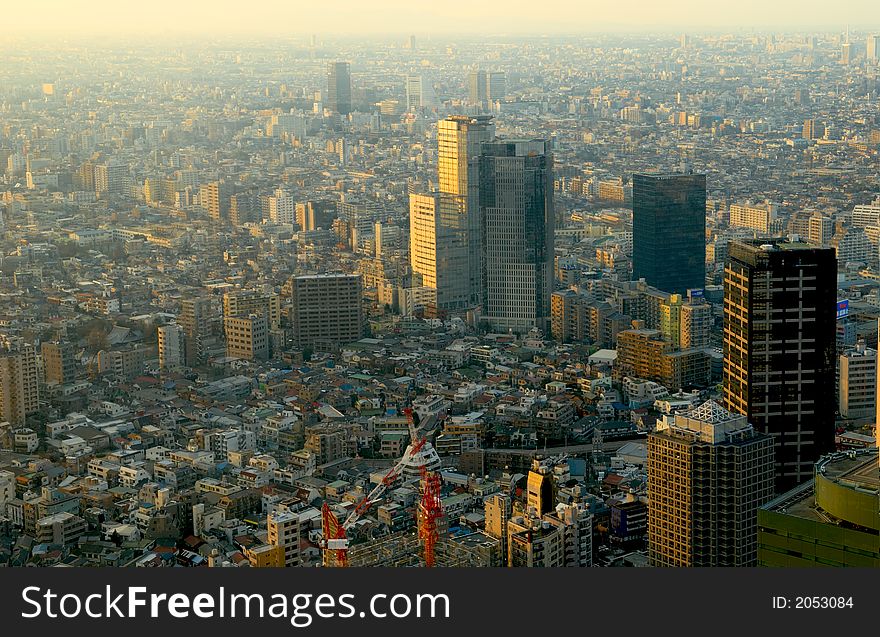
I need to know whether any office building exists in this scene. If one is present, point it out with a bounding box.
[327,61,352,115]
[409,192,469,311]
[758,449,878,567]
[224,314,269,361]
[648,400,775,567]
[723,239,837,491]
[290,274,363,350]
[157,323,185,370]
[0,344,41,427]
[479,139,554,333]
[632,173,706,295]
[41,341,75,385]
[437,115,496,306]
[838,341,876,420]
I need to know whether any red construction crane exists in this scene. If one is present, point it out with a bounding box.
[320,407,426,567]
[418,464,443,568]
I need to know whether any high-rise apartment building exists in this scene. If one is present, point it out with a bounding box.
[728,201,777,233]
[479,139,554,333]
[807,212,833,245]
[296,201,316,231]
[0,344,41,426]
[409,192,469,311]
[94,162,129,197]
[723,239,837,491]
[616,322,710,391]
[223,290,281,329]
[267,188,295,225]
[290,274,363,351]
[838,341,876,420]
[200,181,229,221]
[224,314,269,361]
[632,173,706,295]
[41,341,75,385]
[437,115,495,306]
[660,292,712,349]
[157,323,185,370]
[648,400,775,567]
[327,61,352,115]
[179,297,214,367]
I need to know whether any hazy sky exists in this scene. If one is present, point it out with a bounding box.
[7,0,880,36]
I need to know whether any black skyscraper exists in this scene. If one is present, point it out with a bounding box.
[327,61,352,115]
[723,239,837,492]
[632,173,706,295]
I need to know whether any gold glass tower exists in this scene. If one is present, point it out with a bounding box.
[437,115,495,307]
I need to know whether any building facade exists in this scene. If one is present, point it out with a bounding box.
[723,239,837,492]
[632,172,706,295]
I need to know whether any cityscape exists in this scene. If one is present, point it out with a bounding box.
[0,14,878,569]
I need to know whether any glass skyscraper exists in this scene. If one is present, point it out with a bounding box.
[327,61,352,115]
[479,139,553,333]
[437,115,495,306]
[632,172,706,295]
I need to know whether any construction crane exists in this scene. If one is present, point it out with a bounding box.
[321,407,428,567]
[418,463,443,568]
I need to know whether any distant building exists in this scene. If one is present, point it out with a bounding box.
[327,61,352,115]
[632,173,706,295]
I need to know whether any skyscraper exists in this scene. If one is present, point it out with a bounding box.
[327,61,352,116]
[437,115,495,306]
[409,192,469,310]
[648,400,775,567]
[723,238,837,491]
[479,139,554,333]
[868,34,880,61]
[631,173,706,295]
